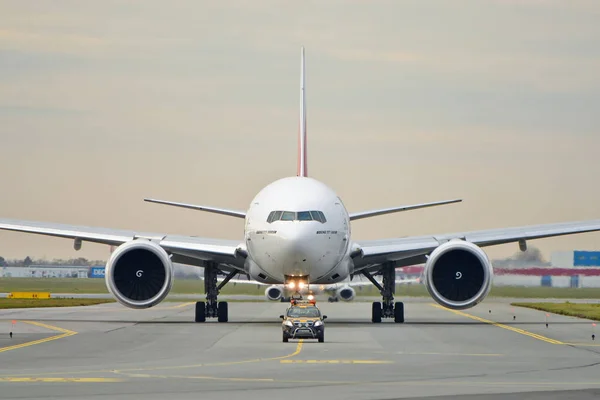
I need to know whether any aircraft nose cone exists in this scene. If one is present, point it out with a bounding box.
[278,225,315,275]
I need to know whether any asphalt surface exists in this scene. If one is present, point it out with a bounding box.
[1,299,600,399]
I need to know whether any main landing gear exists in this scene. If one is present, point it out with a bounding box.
[361,265,404,323]
[195,263,236,323]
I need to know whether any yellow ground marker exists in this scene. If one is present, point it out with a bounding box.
[7,292,50,299]
[431,304,564,345]
[0,320,77,353]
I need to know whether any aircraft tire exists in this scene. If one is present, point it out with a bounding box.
[217,302,228,322]
[318,332,324,343]
[372,302,382,323]
[394,301,405,323]
[195,301,206,322]
[283,333,289,343]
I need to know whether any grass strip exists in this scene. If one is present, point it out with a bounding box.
[511,301,600,321]
[0,298,115,309]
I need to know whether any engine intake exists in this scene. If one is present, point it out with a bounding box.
[424,240,493,310]
[336,286,355,301]
[265,285,283,301]
[105,240,173,309]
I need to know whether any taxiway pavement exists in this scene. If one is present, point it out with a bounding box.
[1,299,600,399]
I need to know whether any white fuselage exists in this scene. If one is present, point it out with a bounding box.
[243,176,352,285]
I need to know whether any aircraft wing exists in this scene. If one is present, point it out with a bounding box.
[0,218,245,269]
[345,277,420,286]
[352,218,600,270]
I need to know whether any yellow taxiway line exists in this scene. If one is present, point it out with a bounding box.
[431,304,564,344]
[0,320,77,354]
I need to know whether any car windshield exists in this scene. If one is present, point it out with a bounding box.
[287,307,321,318]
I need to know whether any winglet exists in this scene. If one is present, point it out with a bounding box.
[297,46,308,177]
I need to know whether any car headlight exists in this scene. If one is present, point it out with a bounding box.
[284,320,293,327]
[314,320,323,327]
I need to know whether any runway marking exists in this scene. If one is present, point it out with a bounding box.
[95,371,600,389]
[170,302,195,309]
[397,352,503,357]
[281,360,392,364]
[0,339,305,378]
[0,321,77,353]
[110,339,305,374]
[431,304,564,345]
[0,377,123,383]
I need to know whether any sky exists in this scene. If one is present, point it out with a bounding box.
[0,0,599,263]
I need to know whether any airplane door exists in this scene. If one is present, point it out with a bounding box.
[335,202,349,256]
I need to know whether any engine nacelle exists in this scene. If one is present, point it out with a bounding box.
[424,239,493,310]
[265,285,283,301]
[105,239,174,309]
[336,286,355,301]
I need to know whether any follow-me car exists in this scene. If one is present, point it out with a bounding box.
[280,299,326,342]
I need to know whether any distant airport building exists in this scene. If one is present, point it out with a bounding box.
[0,265,90,278]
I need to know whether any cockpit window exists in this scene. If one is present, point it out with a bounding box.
[297,211,312,221]
[267,210,282,223]
[310,211,327,223]
[281,211,296,221]
[266,210,327,223]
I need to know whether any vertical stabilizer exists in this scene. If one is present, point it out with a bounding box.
[297,46,308,177]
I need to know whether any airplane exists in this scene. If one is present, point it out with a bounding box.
[1,46,600,324]
[205,273,421,302]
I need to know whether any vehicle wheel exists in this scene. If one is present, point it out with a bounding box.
[217,302,228,322]
[394,301,404,323]
[283,334,289,343]
[318,333,324,343]
[372,302,382,323]
[195,301,206,323]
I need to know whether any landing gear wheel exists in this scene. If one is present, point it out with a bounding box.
[217,302,228,322]
[283,333,289,343]
[372,302,382,323]
[318,332,324,343]
[195,301,206,322]
[394,301,404,323]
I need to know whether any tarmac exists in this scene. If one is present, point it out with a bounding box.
[1,298,600,399]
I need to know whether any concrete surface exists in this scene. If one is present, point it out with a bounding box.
[0,298,599,399]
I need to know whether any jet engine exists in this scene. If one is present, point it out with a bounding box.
[265,285,283,301]
[336,286,355,301]
[424,239,493,310]
[105,239,174,309]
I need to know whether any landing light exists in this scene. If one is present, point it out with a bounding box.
[288,282,296,289]
[299,282,306,289]
[307,294,314,300]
